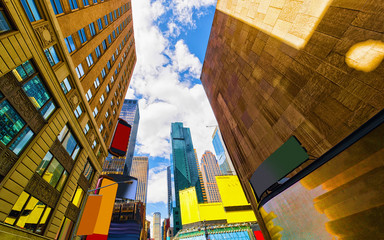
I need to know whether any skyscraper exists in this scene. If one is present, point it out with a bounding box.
[212,127,236,175]
[167,165,172,218]
[130,156,149,204]
[103,99,139,175]
[171,122,205,234]
[201,1,384,239]
[0,0,135,238]
[200,151,221,203]
[153,212,161,240]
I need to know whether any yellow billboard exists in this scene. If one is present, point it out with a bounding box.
[179,187,200,225]
[216,176,249,207]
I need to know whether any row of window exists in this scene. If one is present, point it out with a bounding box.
[64,6,131,57]
[72,17,132,82]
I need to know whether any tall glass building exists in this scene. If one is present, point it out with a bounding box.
[212,127,236,175]
[103,99,140,175]
[130,156,149,204]
[171,122,205,234]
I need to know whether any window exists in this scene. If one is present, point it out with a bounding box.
[99,124,103,133]
[83,160,94,181]
[104,15,108,26]
[94,78,100,88]
[108,35,112,44]
[57,218,74,240]
[107,60,111,70]
[16,63,56,120]
[68,0,78,10]
[82,0,89,7]
[64,35,76,53]
[106,84,110,93]
[89,22,96,36]
[95,46,101,58]
[60,77,72,94]
[74,105,82,118]
[92,140,96,149]
[86,54,93,67]
[110,76,114,83]
[50,0,63,14]
[4,191,52,235]
[105,111,109,119]
[0,6,12,33]
[101,68,106,78]
[117,100,119,106]
[83,122,90,135]
[102,40,107,50]
[111,53,115,62]
[21,0,42,22]
[36,151,68,191]
[93,0,97,3]
[109,12,113,22]
[93,107,98,117]
[97,18,102,31]
[85,89,92,101]
[57,125,81,160]
[75,63,84,78]
[99,94,105,105]
[0,99,34,155]
[44,46,60,66]
[78,28,87,44]
[114,10,117,19]
[112,30,116,39]
[72,186,84,207]
[113,109,115,116]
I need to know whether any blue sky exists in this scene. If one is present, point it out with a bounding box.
[127,0,217,229]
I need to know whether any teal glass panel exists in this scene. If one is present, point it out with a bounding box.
[22,76,50,110]
[40,100,56,120]
[0,100,25,146]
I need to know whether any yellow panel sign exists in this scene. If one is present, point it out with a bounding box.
[199,203,226,222]
[180,187,200,225]
[216,176,249,207]
[226,209,257,223]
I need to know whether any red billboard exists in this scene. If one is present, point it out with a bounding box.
[109,118,131,157]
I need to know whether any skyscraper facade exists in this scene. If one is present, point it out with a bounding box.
[171,122,205,234]
[103,99,139,175]
[0,0,135,238]
[212,127,236,175]
[153,212,161,240]
[167,165,172,218]
[200,151,222,203]
[129,156,149,204]
[201,1,384,239]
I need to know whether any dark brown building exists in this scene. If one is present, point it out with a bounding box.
[201,1,384,239]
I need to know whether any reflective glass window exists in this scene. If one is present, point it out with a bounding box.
[86,54,93,67]
[89,22,96,36]
[50,0,63,14]
[78,28,87,44]
[95,46,101,58]
[64,35,76,53]
[75,63,84,78]
[44,46,60,66]
[83,160,94,181]
[21,0,42,22]
[0,8,12,33]
[104,15,108,26]
[60,77,72,94]
[97,18,102,30]
[72,186,84,207]
[69,0,78,10]
[83,0,89,7]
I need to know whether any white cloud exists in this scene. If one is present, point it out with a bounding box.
[171,0,217,26]
[147,165,168,203]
